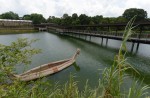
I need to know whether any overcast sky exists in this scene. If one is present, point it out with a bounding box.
[0,0,150,18]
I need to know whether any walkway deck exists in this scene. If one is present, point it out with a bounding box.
[55,29,150,44]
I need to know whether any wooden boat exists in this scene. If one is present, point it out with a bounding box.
[13,49,80,81]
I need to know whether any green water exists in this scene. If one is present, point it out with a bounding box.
[0,32,150,95]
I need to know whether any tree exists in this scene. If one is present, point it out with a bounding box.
[122,8,147,21]
[30,13,46,24]
[71,13,79,25]
[116,16,127,23]
[47,16,62,25]
[62,13,69,19]
[72,13,78,20]
[62,16,72,25]
[72,19,80,25]
[61,13,72,25]
[79,14,90,25]
[0,11,19,19]
[47,16,53,23]
[91,15,103,24]
[22,14,31,20]
[101,17,110,24]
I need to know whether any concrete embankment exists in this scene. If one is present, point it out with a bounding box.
[0,27,38,34]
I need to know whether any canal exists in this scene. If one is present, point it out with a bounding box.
[0,32,150,95]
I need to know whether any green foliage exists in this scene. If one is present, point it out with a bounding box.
[47,16,62,25]
[72,19,80,25]
[22,14,31,20]
[62,13,69,19]
[72,13,80,25]
[0,38,41,83]
[46,8,148,25]
[22,13,46,24]
[1,8,148,26]
[46,13,128,26]
[72,13,78,20]
[128,80,150,98]
[62,14,72,25]
[30,13,46,24]
[91,15,103,24]
[79,14,91,25]
[123,8,147,21]
[0,11,19,19]
[116,16,128,23]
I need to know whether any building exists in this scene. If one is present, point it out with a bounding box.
[0,19,32,27]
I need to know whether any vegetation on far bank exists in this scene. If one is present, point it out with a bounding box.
[0,8,149,25]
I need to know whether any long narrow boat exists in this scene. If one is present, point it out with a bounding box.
[13,49,80,81]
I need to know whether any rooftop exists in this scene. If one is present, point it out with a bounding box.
[0,19,32,22]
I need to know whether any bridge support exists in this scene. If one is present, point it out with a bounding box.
[131,42,135,52]
[101,37,103,45]
[39,27,47,32]
[89,36,91,41]
[106,38,108,46]
[136,43,140,52]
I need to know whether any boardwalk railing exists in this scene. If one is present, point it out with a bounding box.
[56,29,150,40]
[48,24,150,52]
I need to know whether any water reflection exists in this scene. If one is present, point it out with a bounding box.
[57,34,150,84]
[73,62,80,71]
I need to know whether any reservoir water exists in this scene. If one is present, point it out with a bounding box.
[0,32,150,95]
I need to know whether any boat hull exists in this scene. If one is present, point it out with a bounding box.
[17,59,75,81]
[14,49,80,81]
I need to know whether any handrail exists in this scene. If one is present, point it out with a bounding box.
[55,29,150,39]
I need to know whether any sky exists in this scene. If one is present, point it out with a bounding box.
[0,0,150,18]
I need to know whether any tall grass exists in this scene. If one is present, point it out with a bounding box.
[0,17,149,98]
[100,16,136,97]
[100,16,149,98]
[128,80,150,98]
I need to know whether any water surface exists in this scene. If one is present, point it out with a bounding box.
[0,32,150,95]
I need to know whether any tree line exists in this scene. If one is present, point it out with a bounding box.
[0,8,149,25]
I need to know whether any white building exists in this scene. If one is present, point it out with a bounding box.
[0,19,32,27]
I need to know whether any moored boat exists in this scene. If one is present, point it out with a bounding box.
[13,49,80,81]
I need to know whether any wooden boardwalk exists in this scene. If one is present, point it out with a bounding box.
[47,26,150,52]
[55,29,150,44]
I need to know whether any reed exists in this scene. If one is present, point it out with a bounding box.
[100,16,149,98]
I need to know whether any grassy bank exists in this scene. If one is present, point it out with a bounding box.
[0,29,38,34]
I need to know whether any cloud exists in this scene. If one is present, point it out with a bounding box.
[0,0,150,18]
